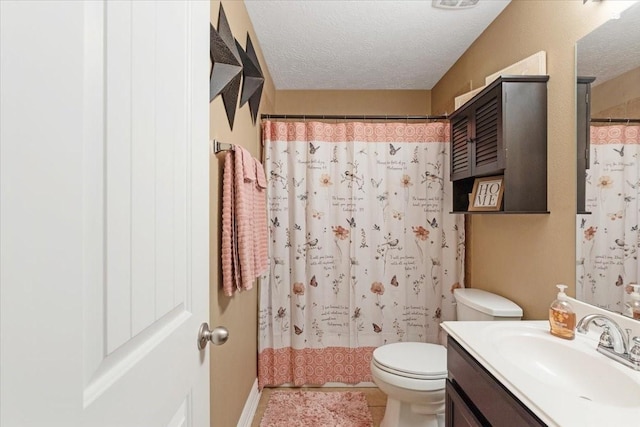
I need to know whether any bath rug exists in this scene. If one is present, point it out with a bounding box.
[259,391,373,427]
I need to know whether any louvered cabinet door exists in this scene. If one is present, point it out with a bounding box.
[451,115,473,181]
[472,88,505,177]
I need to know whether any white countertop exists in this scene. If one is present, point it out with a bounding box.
[441,320,640,427]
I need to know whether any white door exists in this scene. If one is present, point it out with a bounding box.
[0,1,211,426]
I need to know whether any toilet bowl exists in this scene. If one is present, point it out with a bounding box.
[370,288,522,427]
[371,342,446,427]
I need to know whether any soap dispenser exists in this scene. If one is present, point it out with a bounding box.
[549,284,576,340]
[625,285,640,320]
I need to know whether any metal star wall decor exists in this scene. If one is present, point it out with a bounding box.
[210,5,242,129]
[236,33,264,124]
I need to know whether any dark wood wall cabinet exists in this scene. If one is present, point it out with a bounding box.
[577,76,596,214]
[449,76,549,214]
[446,337,546,427]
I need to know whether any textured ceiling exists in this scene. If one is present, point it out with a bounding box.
[577,2,640,87]
[244,0,511,90]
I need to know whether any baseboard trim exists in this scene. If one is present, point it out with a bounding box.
[238,378,261,427]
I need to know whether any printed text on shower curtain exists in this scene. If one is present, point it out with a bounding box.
[577,125,640,313]
[258,121,464,387]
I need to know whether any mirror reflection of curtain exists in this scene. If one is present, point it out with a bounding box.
[257,121,465,388]
[577,125,640,314]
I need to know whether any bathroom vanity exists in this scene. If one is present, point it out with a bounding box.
[442,320,640,427]
[446,337,544,426]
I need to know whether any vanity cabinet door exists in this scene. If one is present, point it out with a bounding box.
[445,380,486,427]
[447,337,546,427]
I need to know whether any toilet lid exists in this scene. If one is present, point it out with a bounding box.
[372,342,447,379]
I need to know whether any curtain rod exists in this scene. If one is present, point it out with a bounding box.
[260,114,449,121]
[591,118,640,124]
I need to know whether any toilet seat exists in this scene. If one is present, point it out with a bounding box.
[372,342,447,380]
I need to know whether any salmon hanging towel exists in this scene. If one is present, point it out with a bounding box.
[221,146,269,297]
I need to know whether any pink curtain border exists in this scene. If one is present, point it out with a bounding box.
[258,347,375,389]
[590,124,640,145]
[263,120,450,143]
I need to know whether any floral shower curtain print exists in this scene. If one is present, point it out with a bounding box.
[258,121,465,387]
[577,125,640,314]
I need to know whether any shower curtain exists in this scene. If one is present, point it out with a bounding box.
[258,121,465,387]
[577,124,640,313]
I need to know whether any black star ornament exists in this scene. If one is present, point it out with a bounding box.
[210,5,242,129]
[236,33,264,124]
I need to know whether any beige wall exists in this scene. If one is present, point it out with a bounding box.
[431,0,636,319]
[208,0,639,423]
[591,66,640,118]
[209,1,275,426]
[276,90,431,116]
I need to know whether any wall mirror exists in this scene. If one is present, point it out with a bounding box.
[576,2,640,318]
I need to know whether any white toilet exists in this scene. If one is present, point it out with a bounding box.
[370,288,523,427]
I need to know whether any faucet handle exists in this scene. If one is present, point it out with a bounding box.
[629,337,640,364]
[592,319,607,328]
[598,326,614,349]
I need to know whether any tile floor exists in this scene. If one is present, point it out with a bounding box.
[250,387,387,427]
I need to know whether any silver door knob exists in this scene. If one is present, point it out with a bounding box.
[198,322,229,350]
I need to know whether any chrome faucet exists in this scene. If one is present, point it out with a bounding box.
[576,314,629,354]
[577,314,640,370]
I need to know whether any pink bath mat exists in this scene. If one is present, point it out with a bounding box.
[259,391,373,427]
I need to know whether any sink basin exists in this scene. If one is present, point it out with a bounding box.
[442,320,640,426]
[489,325,640,407]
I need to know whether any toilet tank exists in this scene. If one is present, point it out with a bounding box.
[454,288,523,321]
